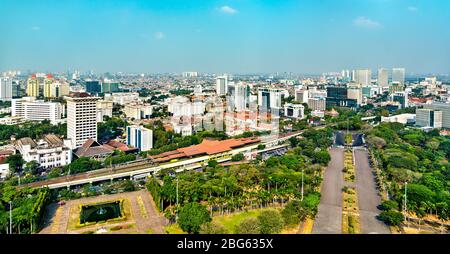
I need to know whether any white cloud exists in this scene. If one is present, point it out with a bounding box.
[155,32,165,40]
[219,5,237,14]
[407,6,418,12]
[31,26,40,31]
[353,17,381,29]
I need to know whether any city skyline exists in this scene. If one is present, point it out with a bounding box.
[1,0,450,74]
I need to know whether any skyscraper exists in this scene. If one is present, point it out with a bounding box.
[43,74,54,98]
[85,80,101,95]
[377,68,389,87]
[355,69,371,86]
[0,77,12,101]
[216,76,228,96]
[66,93,100,148]
[392,68,406,87]
[26,76,39,97]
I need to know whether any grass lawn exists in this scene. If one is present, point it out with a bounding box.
[164,223,187,234]
[213,209,266,233]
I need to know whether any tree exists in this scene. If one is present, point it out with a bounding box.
[281,200,308,226]
[24,161,39,175]
[289,137,299,148]
[231,153,244,162]
[380,200,398,211]
[178,202,211,234]
[313,150,331,165]
[257,210,284,234]
[6,154,25,174]
[199,221,228,234]
[379,210,404,226]
[208,160,218,168]
[235,217,260,234]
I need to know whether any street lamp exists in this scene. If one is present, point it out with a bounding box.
[404,182,408,225]
[9,201,12,235]
[301,169,304,201]
[176,177,179,221]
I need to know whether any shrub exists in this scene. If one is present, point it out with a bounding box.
[379,210,404,226]
[257,210,284,234]
[235,217,260,234]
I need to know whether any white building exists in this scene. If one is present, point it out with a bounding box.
[182,72,198,78]
[124,102,153,120]
[392,68,406,87]
[66,94,100,148]
[378,68,389,88]
[11,97,65,125]
[284,103,305,119]
[228,82,247,112]
[194,85,203,95]
[15,135,72,170]
[216,76,228,96]
[97,100,113,122]
[308,97,326,111]
[355,69,371,86]
[126,126,153,152]
[416,109,443,129]
[381,114,416,125]
[423,103,450,129]
[257,87,287,111]
[104,92,140,105]
[0,77,12,101]
[295,89,309,104]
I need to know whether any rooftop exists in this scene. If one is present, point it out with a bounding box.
[150,137,260,162]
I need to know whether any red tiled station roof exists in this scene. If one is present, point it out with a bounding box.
[150,137,260,162]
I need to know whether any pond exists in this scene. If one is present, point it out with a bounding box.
[80,200,122,224]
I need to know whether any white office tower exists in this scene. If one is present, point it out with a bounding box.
[347,84,363,106]
[423,103,450,129]
[194,85,203,95]
[216,76,228,96]
[416,109,443,129]
[0,77,12,101]
[11,97,65,125]
[66,94,100,148]
[182,72,198,78]
[378,68,389,88]
[392,68,406,86]
[284,103,305,119]
[295,89,309,103]
[355,69,371,86]
[258,88,286,111]
[234,82,247,112]
[126,125,153,152]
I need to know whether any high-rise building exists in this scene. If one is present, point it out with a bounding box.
[392,68,406,87]
[392,92,408,109]
[101,81,120,93]
[26,76,40,97]
[326,86,359,108]
[308,97,326,111]
[416,109,442,129]
[66,93,100,148]
[127,125,153,152]
[423,103,450,129]
[96,100,113,122]
[43,74,54,98]
[257,88,286,111]
[11,97,65,125]
[295,89,309,104]
[182,72,198,78]
[12,81,21,98]
[85,80,101,95]
[0,77,12,101]
[355,69,371,86]
[234,82,248,112]
[216,76,228,96]
[378,68,389,87]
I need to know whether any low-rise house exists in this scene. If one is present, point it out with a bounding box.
[74,139,114,161]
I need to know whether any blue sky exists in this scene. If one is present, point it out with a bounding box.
[1,0,449,74]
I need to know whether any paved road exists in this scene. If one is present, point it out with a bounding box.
[312,147,344,234]
[354,148,391,234]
